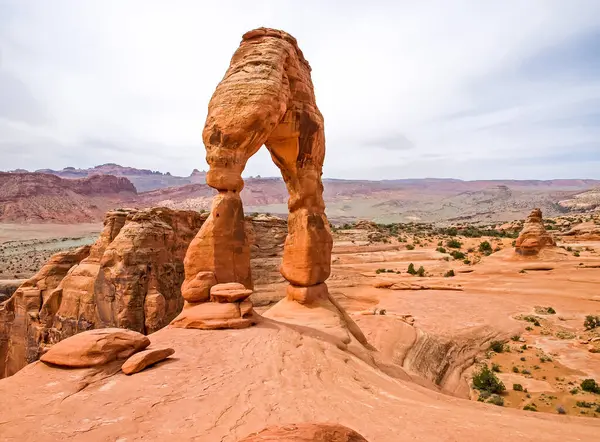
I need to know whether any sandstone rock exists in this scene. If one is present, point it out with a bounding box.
[210,283,253,303]
[182,271,217,303]
[121,347,175,375]
[237,423,369,441]
[515,208,556,255]
[183,192,252,290]
[40,328,150,368]
[170,302,255,330]
[286,283,328,304]
[144,289,167,334]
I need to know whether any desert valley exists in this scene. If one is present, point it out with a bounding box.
[1,13,600,442]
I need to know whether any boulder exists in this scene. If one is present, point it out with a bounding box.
[40,328,150,368]
[121,347,175,375]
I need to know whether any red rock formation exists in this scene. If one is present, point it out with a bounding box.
[0,172,136,222]
[515,208,556,255]
[237,423,369,441]
[179,28,338,332]
[0,208,288,378]
[121,347,175,375]
[0,207,203,377]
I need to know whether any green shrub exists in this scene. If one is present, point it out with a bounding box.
[446,238,462,249]
[581,379,600,394]
[576,401,595,408]
[416,266,426,277]
[450,250,465,260]
[511,334,521,342]
[479,241,493,254]
[436,246,447,253]
[513,384,524,391]
[489,340,506,353]
[512,366,520,373]
[492,363,501,373]
[573,251,580,257]
[444,269,455,277]
[472,365,506,394]
[463,259,471,264]
[406,244,415,250]
[487,395,504,406]
[407,263,417,275]
[523,404,537,412]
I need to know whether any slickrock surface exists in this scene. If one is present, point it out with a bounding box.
[237,423,369,441]
[121,347,175,375]
[515,208,556,255]
[0,324,598,441]
[40,328,150,367]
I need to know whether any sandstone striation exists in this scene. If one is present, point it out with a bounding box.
[237,423,369,441]
[514,208,556,255]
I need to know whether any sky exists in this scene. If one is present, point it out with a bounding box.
[1,0,600,180]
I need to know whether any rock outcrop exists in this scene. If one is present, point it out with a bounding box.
[515,208,556,255]
[237,423,369,441]
[0,208,289,378]
[121,347,175,375]
[0,207,203,377]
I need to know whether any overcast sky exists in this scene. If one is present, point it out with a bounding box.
[1,0,600,180]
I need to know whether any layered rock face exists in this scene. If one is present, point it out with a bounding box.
[515,208,556,255]
[0,207,203,377]
[237,423,369,441]
[179,28,336,332]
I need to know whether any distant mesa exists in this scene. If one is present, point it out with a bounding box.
[514,208,556,255]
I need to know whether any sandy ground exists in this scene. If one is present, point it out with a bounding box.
[0,223,101,278]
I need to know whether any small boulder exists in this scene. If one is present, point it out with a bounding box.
[121,347,175,375]
[40,328,150,368]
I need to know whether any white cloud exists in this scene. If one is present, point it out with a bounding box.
[1,0,599,179]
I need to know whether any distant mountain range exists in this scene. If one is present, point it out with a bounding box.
[10,164,207,192]
[3,165,600,224]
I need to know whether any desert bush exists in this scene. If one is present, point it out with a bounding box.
[511,334,521,342]
[584,315,600,330]
[513,384,524,391]
[489,340,506,353]
[576,401,596,408]
[444,269,455,277]
[478,241,493,254]
[556,405,567,415]
[581,379,600,394]
[416,266,426,277]
[450,250,465,260]
[407,263,417,275]
[512,366,519,373]
[487,395,504,406]
[523,404,537,411]
[406,244,415,250]
[436,246,447,253]
[472,365,506,394]
[491,363,501,373]
[446,238,462,249]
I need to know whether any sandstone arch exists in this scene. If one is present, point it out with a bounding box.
[175,28,337,331]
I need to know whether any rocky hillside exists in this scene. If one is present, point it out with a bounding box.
[0,172,137,223]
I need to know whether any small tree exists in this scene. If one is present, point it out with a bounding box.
[446,238,462,249]
[416,266,426,277]
[407,263,417,275]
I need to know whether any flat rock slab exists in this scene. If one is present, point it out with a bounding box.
[121,347,175,375]
[237,423,369,441]
[40,328,150,368]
